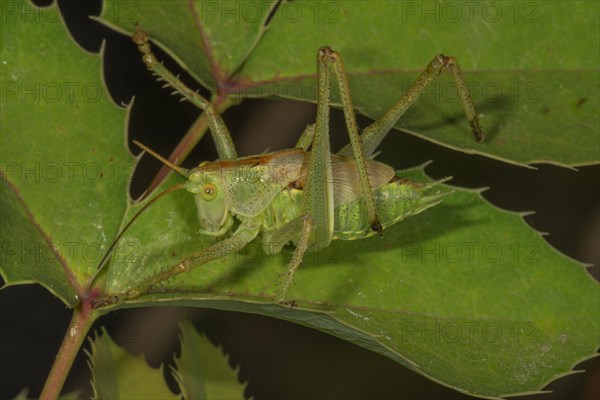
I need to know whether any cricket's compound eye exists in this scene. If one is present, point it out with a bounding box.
[201,183,217,201]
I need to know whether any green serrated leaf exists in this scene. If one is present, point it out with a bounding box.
[12,388,29,400]
[99,165,599,398]
[100,0,599,166]
[172,320,247,400]
[58,390,82,400]
[0,0,131,306]
[87,327,178,400]
[99,0,277,89]
[2,1,598,399]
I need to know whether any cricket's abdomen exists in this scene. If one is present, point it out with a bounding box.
[333,178,449,240]
[261,178,449,240]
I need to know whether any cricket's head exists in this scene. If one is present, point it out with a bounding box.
[132,140,233,236]
[186,163,233,236]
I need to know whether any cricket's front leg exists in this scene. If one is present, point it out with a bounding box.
[262,215,315,302]
[91,218,260,308]
[131,24,238,160]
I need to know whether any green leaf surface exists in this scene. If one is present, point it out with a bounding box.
[87,327,178,400]
[0,1,131,306]
[99,166,599,398]
[2,1,598,398]
[99,0,277,90]
[100,0,600,166]
[173,320,247,400]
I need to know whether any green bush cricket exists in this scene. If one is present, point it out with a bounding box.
[91,24,483,308]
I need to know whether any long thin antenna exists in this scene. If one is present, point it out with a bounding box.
[96,182,186,271]
[95,141,191,273]
[133,139,190,177]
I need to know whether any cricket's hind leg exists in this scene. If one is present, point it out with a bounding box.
[337,54,484,159]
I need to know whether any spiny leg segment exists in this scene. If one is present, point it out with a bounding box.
[338,53,484,159]
[262,214,315,301]
[118,217,261,303]
[132,24,238,160]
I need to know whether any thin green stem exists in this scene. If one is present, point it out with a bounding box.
[40,301,97,400]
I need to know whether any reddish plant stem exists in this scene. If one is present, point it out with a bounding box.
[40,300,96,400]
[146,95,236,194]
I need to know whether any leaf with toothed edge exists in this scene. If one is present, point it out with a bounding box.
[1,1,598,399]
[86,327,179,399]
[86,322,247,399]
[1,0,131,307]
[98,164,599,398]
[172,320,248,400]
[99,0,600,167]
